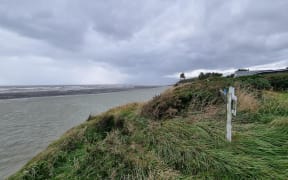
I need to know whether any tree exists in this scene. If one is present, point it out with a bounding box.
[180,72,186,80]
[198,72,205,80]
[198,72,222,80]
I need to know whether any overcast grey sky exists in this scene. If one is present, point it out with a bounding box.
[0,0,287,85]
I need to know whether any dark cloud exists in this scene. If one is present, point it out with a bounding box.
[0,0,287,85]
[0,5,85,50]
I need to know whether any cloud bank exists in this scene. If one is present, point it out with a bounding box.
[0,0,287,85]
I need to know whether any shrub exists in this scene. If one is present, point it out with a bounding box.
[85,114,126,142]
[238,72,288,91]
[142,83,222,120]
[198,72,223,80]
[239,76,271,90]
[264,73,288,91]
[97,115,115,133]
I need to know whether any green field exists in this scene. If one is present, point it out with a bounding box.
[9,74,288,179]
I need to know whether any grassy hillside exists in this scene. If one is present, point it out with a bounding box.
[9,74,288,179]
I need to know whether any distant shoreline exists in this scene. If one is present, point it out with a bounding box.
[0,86,160,100]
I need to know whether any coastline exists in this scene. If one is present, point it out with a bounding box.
[0,86,160,100]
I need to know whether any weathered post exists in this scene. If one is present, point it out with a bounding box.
[226,86,237,142]
[226,87,232,142]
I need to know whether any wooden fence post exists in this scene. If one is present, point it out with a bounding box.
[226,87,233,142]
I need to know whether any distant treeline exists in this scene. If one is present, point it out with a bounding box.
[177,71,288,91]
[178,72,223,84]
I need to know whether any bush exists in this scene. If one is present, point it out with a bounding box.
[198,72,223,80]
[238,72,288,91]
[239,76,271,90]
[142,83,222,120]
[264,73,288,91]
[247,78,271,90]
[85,114,126,142]
[176,77,198,85]
[97,115,115,133]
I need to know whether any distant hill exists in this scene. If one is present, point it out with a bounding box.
[9,72,288,179]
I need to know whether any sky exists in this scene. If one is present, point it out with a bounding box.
[0,0,288,85]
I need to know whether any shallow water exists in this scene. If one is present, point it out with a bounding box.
[0,87,167,178]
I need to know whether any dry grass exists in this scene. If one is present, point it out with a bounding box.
[237,90,259,112]
[270,117,288,127]
[186,105,221,123]
[103,103,140,115]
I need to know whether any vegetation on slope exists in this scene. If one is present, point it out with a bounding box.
[9,73,288,179]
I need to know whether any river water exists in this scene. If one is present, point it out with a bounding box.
[0,87,167,179]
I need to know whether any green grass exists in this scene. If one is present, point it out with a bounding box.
[9,75,288,179]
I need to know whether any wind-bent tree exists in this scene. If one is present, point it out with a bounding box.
[180,72,186,80]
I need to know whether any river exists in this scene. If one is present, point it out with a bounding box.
[0,87,167,178]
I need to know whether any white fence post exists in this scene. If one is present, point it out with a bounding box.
[226,86,237,142]
[226,87,233,142]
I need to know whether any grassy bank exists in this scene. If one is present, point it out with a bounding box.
[9,74,288,179]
